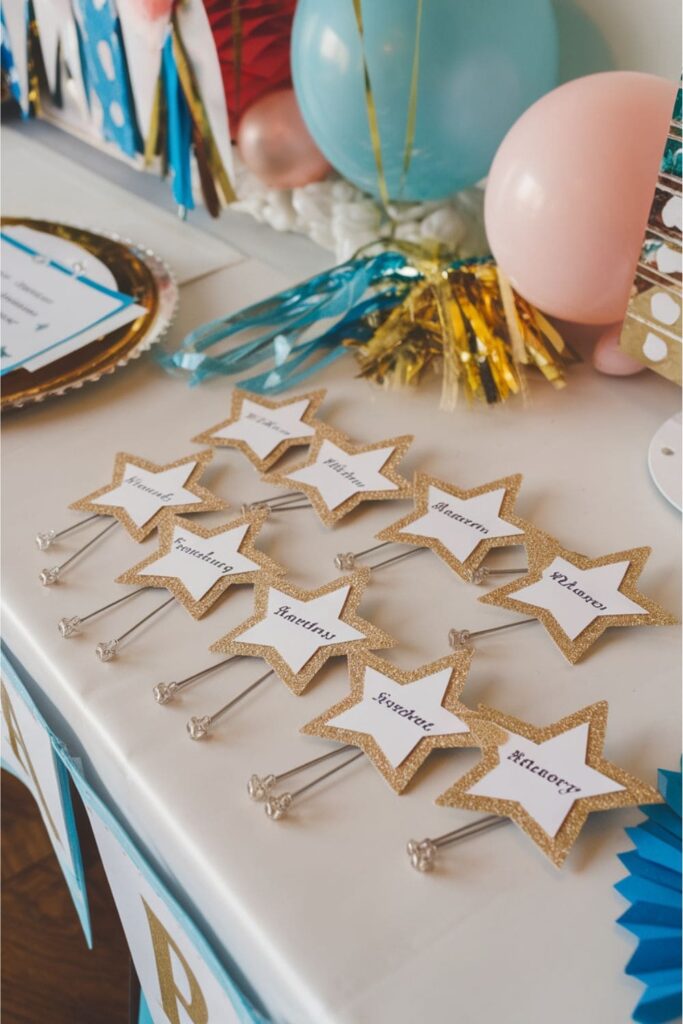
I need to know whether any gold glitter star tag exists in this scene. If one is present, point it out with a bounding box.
[436,701,663,867]
[262,424,413,527]
[192,388,327,472]
[114,509,284,619]
[301,650,503,793]
[478,526,677,662]
[210,570,395,695]
[70,450,227,542]
[376,472,526,582]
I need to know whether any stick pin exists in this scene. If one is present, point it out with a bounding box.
[58,587,149,638]
[247,745,356,802]
[407,816,507,871]
[35,513,102,551]
[241,492,312,518]
[187,669,274,739]
[335,543,525,581]
[39,519,118,586]
[153,656,241,705]
[264,750,365,820]
[95,595,176,662]
[448,618,537,651]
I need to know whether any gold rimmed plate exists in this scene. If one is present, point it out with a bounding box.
[1,217,178,410]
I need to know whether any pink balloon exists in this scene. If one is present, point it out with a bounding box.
[135,0,172,20]
[485,72,677,325]
[592,322,646,376]
[237,89,332,190]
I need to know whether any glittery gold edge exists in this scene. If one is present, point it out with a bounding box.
[191,388,328,473]
[376,471,526,581]
[436,701,663,867]
[114,507,284,619]
[261,423,414,527]
[300,648,507,793]
[69,449,227,542]
[209,569,396,694]
[478,525,678,663]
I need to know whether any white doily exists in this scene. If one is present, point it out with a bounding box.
[229,152,489,263]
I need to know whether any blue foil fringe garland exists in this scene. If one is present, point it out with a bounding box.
[615,764,682,1024]
[160,250,445,392]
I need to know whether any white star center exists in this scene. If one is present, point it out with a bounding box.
[288,440,399,510]
[90,463,203,528]
[468,723,624,837]
[328,666,469,767]
[214,398,315,460]
[136,523,260,601]
[406,486,523,562]
[511,557,648,640]
[235,585,366,673]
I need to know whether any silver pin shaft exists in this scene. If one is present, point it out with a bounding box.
[35,513,103,550]
[187,669,274,739]
[95,595,176,662]
[153,656,242,705]
[449,617,537,650]
[40,519,119,585]
[407,815,507,871]
[248,744,356,801]
[59,586,149,638]
[265,750,365,820]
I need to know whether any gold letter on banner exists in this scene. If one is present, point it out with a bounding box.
[1,681,61,847]
[143,898,209,1024]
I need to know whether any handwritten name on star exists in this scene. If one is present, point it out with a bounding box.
[548,569,607,611]
[431,500,489,535]
[273,605,337,642]
[507,749,582,796]
[245,411,290,437]
[172,536,234,575]
[372,691,435,732]
[124,475,175,503]
[508,556,648,642]
[322,458,366,489]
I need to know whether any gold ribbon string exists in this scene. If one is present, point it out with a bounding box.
[351,0,390,209]
[346,256,572,405]
[144,77,162,167]
[230,0,242,123]
[400,0,423,193]
[352,0,424,210]
[171,16,236,205]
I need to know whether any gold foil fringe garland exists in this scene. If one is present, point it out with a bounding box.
[346,257,577,408]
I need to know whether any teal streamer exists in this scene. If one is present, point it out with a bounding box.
[616,763,682,1023]
[160,251,414,390]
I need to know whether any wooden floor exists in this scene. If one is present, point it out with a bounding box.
[1,770,131,1024]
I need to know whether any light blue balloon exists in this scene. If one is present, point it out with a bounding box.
[292,0,558,201]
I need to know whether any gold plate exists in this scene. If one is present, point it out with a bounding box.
[1,217,177,411]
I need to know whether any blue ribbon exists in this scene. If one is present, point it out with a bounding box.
[615,763,682,1023]
[161,32,193,213]
[160,251,417,391]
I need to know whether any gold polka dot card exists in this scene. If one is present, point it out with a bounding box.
[619,77,681,384]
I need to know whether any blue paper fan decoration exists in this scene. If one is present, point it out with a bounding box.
[615,764,682,1023]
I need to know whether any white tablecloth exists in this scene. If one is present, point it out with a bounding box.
[2,124,681,1024]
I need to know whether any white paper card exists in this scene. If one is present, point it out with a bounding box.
[510,556,648,640]
[86,809,242,1024]
[137,523,260,601]
[0,676,80,882]
[328,666,469,767]
[215,397,316,460]
[289,439,399,511]
[406,485,523,561]
[237,585,365,673]
[468,724,624,837]
[0,230,144,374]
[91,462,204,528]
